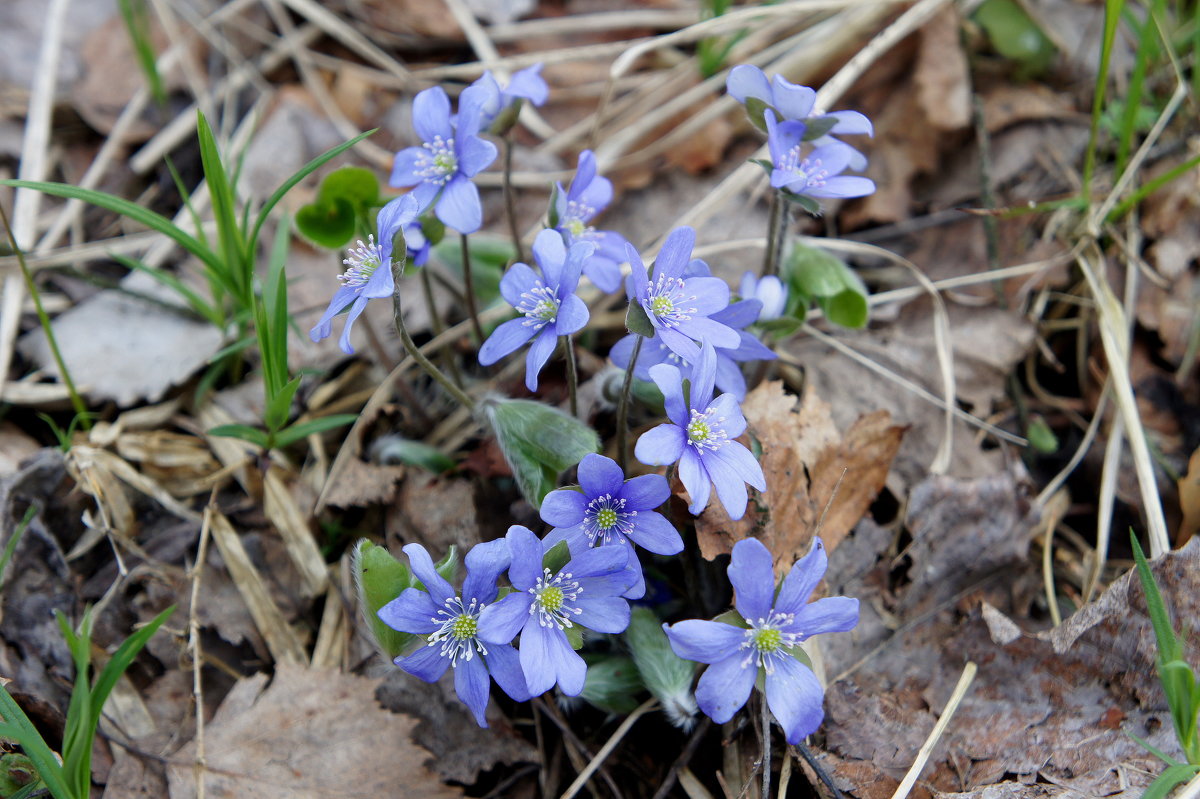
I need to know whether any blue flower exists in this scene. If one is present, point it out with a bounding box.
[766,115,876,200]
[664,537,858,743]
[626,227,740,362]
[390,86,497,234]
[309,193,419,354]
[553,150,629,293]
[377,540,531,728]
[478,228,593,391]
[477,525,636,696]
[610,297,775,401]
[404,220,431,267]
[726,64,872,170]
[635,341,766,519]
[739,272,787,320]
[470,64,549,131]
[540,453,682,599]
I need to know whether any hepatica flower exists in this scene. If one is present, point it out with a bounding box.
[390,85,497,234]
[627,227,740,362]
[766,115,876,200]
[665,537,858,743]
[309,193,418,354]
[553,150,629,293]
[378,540,530,727]
[635,342,765,519]
[478,525,636,696]
[739,272,787,321]
[479,228,593,391]
[541,453,682,599]
[470,64,549,132]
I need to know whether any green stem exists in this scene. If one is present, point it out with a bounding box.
[460,233,484,344]
[0,203,90,430]
[391,261,475,411]
[503,137,525,264]
[564,335,579,418]
[419,265,465,391]
[761,694,772,799]
[615,334,644,472]
[763,191,788,277]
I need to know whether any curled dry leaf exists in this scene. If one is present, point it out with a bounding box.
[694,381,904,571]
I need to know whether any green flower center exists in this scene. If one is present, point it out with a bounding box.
[533,299,558,321]
[595,508,619,530]
[538,585,564,612]
[751,627,783,653]
[566,219,586,237]
[687,419,711,443]
[650,295,675,317]
[451,614,478,639]
[434,152,457,173]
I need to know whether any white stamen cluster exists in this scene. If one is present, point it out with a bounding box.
[561,200,598,239]
[338,235,385,288]
[529,568,583,630]
[777,148,829,190]
[415,135,458,185]
[517,283,560,329]
[427,596,487,667]
[685,407,729,452]
[644,274,699,328]
[583,493,637,546]
[738,611,801,674]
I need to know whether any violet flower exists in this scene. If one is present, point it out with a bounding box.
[477,525,636,696]
[766,114,876,200]
[626,227,740,363]
[635,342,765,519]
[309,193,419,354]
[553,150,629,293]
[377,540,530,728]
[390,85,497,234]
[541,453,682,599]
[478,228,593,392]
[739,272,787,320]
[664,537,859,743]
[470,64,549,132]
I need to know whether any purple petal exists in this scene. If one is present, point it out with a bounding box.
[765,655,824,743]
[657,327,700,365]
[454,654,492,727]
[483,643,531,701]
[626,242,649,300]
[616,473,670,510]
[309,285,359,343]
[677,316,741,351]
[560,240,593,295]
[524,329,557,391]
[336,296,369,355]
[626,510,683,555]
[540,487,587,527]
[678,447,711,515]
[773,538,827,615]
[478,317,534,366]
[690,342,718,411]
[375,194,419,262]
[522,623,586,696]
[507,63,548,105]
[622,555,646,600]
[582,254,621,293]
[827,110,873,136]
[575,595,630,634]
[396,642,451,682]
[389,147,426,188]
[402,543,455,603]
[410,181,440,213]
[477,592,532,644]
[709,393,746,438]
[412,86,453,143]
[542,523,587,553]
[577,174,613,213]
[505,525,543,590]
[635,423,685,467]
[725,331,775,363]
[578,453,624,498]
[712,298,760,329]
[714,355,747,400]
[567,544,628,579]
[653,227,696,278]
[436,176,482,234]
[499,262,540,307]
[789,596,860,639]
[457,134,497,177]
[377,588,439,635]
[463,537,511,604]
[359,256,396,299]
[608,334,659,381]
[554,294,589,336]
[533,228,567,286]
[695,653,757,723]
[569,150,597,200]
[726,64,771,105]
[710,442,765,492]
[649,362,687,426]
[770,75,816,121]
[729,538,775,620]
[806,176,876,199]
[682,277,731,316]
[807,143,854,175]
[665,619,744,664]
[703,448,748,521]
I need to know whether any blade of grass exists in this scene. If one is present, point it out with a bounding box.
[195,111,248,306]
[0,506,36,591]
[116,0,166,107]
[1083,0,1125,200]
[109,253,223,327]
[0,718,71,799]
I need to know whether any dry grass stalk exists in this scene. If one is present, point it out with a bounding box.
[888,661,977,799]
[310,575,347,670]
[262,469,329,597]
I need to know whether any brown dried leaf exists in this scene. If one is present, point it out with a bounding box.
[914,7,970,131]
[167,662,463,799]
[663,115,734,175]
[981,84,1078,132]
[1179,446,1200,544]
[323,457,407,508]
[387,477,486,557]
[694,381,904,571]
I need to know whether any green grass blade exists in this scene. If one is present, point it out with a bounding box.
[1131,532,1184,663]
[247,129,377,257]
[0,506,36,591]
[0,179,224,277]
[1107,152,1200,222]
[116,0,166,107]
[272,414,359,449]
[195,112,248,305]
[109,254,223,327]
[0,719,71,799]
[1083,0,1125,199]
[263,214,292,397]
[88,606,176,734]
[1142,764,1200,799]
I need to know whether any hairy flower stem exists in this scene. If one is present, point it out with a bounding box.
[0,203,90,429]
[563,334,579,417]
[615,334,644,472]
[503,137,525,264]
[460,233,484,344]
[391,261,475,411]
[761,695,772,799]
[419,265,465,391]
[763,190,789,277]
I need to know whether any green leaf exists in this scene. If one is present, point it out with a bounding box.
[546,184,561,229]
[973,0,1056,72]
[626,607,697,728]
[264,376,302,434]
[483,398,600,508]
[1132,532,1184,664]
[296,198,357,249]
[1141,764,1200,799]
[0,691,70,799]
[818,289,869,329]
[579,656,644,714]
[626,304,655,338]
[196,111,248,304]
[418,213,445,248]
[543,541,571,575]
[319,166,380,208]
[758,316,801,337]
[271,414,359,449]
[206,424,270,449]
[800,115,839,141]
[744,97,772,133]
[263,215,292,396]
[1027,416,1060,454]
[371,437,455,473]
[782,191,822,216]
[788,244,850,297]
[352,540,416,660]
[564,624,584,650]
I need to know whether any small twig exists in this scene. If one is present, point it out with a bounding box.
[558,698,656,799]
[189,501,215,799]
[760,696,772,799]
[887,661,976,799]
[391,261,476,411]
[791,743,844,799]
[615,335,644,472]
[460,233,485,344]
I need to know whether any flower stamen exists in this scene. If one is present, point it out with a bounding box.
[529,569,583,629]
[427,596,488,666]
